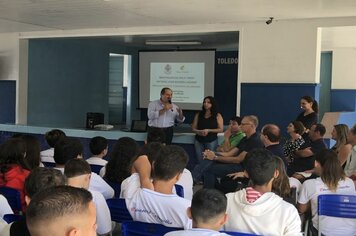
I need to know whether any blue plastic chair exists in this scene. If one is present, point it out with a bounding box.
[317,194,356,236]
[3,214,24,223]
[106,198,133,223]
[174,184,184,198]
[0,186,22,213]
[89,164,104,175]
[121,221,182,236]
[222,231,261,236]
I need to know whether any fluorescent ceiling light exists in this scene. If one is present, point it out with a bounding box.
[145,40,201,45]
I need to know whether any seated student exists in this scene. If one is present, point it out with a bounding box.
[14,134,43,169]
[298,149,356,236]
[86,136,108,167]
[0,194,13,218]
[123,145,192,229]
[224,149,302,235]
[26,185,97,236]
[216,116,245,152]
[165,188,229,236]
[54,137,114,199]
[40,129,66,163]
[1,167,65,236]
[0,138,30,210]
[65,159,112,236]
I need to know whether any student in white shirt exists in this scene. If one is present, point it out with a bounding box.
[54,137,114,199]
[165,188,230,236]
[40,129,66,163]
[86,136,108,167]
[298,149,356,236]
[0,194,13,218]
[123,145,192,229]
[65,159,112,236]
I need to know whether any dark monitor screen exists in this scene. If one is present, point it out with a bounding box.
[131,120,147,132]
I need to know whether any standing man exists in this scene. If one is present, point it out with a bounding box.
[147,87,185,144]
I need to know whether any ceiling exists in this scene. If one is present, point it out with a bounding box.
[2,0,356,49]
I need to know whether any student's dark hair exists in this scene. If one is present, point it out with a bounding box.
[104,137,139,183]
[53,137,83,165]
[191,188,227,223]
[135,142,164,165]
[25,167,65,198]
[262,124,281,142]
[291,121,305,135]
[27,186,92,234]
[316,149,345,192]
[89,136,108,155]
[313,123,326,137]
[243,148,277,186]
[272,156,291,199]
[45,129,66,148]
[301,95,319,113]
[230,116,242,125]
[17,134,41,170]
[160,87,172,95]
[0,138,30,175]
[200,96,219,118]
[146,128,166,144]
[64,159,91,178]
[153,145,188,181]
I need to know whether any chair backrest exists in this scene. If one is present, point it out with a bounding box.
[174,184,184,198]
[222,231,261,236]
[90,164,103,175]
[121,221,182,236]
[3,214,24,223]
[318,194,356,236]
[42,161,56,168]
[0,186,22,213]
[106,198,133,223]
[106,181,121,198]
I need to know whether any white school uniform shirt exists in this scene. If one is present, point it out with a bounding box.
[298,177,356,236]
[289,177,302,196]
[122,175,192,229]
[55,167,114,199]
[40,148,55,163]
[165,228,231,236]
[0,218,8,236]
[224,189,302,236]
[89,189,112,235]
[0,194,13,218]
[86,156,108,166]
[174,168,193,200]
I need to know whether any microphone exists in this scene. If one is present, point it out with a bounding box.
[168,100,173,112]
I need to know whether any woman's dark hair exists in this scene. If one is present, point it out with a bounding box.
[200,96,219,118]
[0,138,30,177]
[272,156,291,199]
[20,134,41,170]
[301,95,319,113]
[291,121,305,135]
[316,149,345,192]
[104,137,139,183]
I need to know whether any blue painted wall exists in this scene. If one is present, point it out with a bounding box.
[240,83,320,137]
[331,89,356,112]
[0,81,15,124]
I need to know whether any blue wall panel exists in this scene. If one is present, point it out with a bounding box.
[0,81,15,124]
[240,83,320,137]
[330,90,356,112]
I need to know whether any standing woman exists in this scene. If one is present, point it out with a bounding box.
[331,124,352,168]
[192,96,224,163]
[298,149,356,235]
[296,95,318,134]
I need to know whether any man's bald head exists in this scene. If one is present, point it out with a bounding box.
[261,124,281,143]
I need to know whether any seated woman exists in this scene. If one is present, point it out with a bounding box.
[0,138,31,211]
[283,121,305,163]
[298,149,356,236]
[331,124,352,168]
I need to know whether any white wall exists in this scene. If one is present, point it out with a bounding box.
[332,48,356,89]
[0,33,20,81]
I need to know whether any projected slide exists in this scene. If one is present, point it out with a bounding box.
[149,63,205,103]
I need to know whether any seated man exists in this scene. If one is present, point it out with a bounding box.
[54,137,114,199]
[123,145,192,229]
[64,159,112,236]
[40,129,66,163]
[224,149,302,235]
[86,136,108,167]
[287,123,327,178]
[1,167,65,236]
[26,185,97,236]
[202,115,264,188]
[216,116,245,152]
[165,188,229,236]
